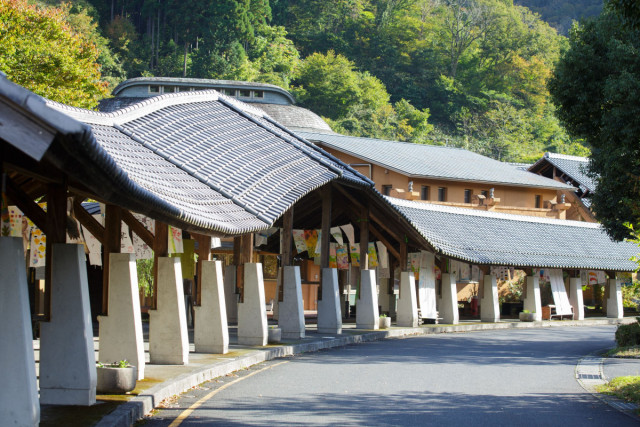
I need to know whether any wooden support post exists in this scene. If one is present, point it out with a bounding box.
[236,234,254,304]
[400,239,408,272]
[359,206,369,271]
[152,221,168,310]
[280,207,294,303]
[193,233,212,306]
[102,205,122,315]
[233,237,242,265]
[44,181,67,320]
[319,186,332,301]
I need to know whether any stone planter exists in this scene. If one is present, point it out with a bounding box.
[268,327,281,343]
[96,366,137,394]
[519,312,535,322]
[379,317,391,329]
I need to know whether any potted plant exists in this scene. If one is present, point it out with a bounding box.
[96,360,137,394]
[519,310,535,322]
[379,314,391,329]
[268,325,281,343]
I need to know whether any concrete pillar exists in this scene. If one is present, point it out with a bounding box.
[194,260,228,353]
[440,273,459,324]
[237,263,268,346]
[397,272,418,327]
[568,277,585,320]
[523,275,542,321]
[39,244,96,405]
[480,274,500,323]
[149,257,189,364]
[606,277,623,319]
[224,265,238,323]
[98,253,145,380]
[0,237,39,425]
[279,266,305,339]
[356,269,379,329]
[318,268,342,334]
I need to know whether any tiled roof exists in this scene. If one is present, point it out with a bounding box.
[531,152,596,193]
[387,197,638,271]
[251,104,333,133]
[300,131,574,190]
[0,77,371,236]
[98,97,147,112]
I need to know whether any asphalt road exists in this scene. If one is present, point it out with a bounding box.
[143,326,637,426]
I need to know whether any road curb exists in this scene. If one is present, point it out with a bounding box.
[575,353,640,422]
[96,318,633,427]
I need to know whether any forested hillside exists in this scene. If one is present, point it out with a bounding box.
[515,0,603,34]
[12,0,596,163]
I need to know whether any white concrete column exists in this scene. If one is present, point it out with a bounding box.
[0,237,39,425]
[568,277,585,320]
[278,266,305,339]
[194,260,228,353]
[149,257,189,364]
[523,275,542,321]
[440,273,459,324]
[397,272,418,327]
[224,265,238,323]
[318,268,342,334]
[606,277,623,319]
[480,274,500,323]
[356,269,379,329]
[39,244,96,405]
[237,263,268,346]
[98,253,145,380]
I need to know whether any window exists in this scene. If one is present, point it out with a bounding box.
[223,88,236,97]
[421,186,430,201]
[239,89,251,97]
[464,189,472,204]
[253,90,264,98]
[382,185,392,196]
[166,86,180,93]
[438,187,447,202]
[149,85,160,93]
[535,195,542,209]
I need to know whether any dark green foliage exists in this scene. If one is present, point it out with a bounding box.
[514,0,603,35]
[615,318,640,347]
[549,9,640,240]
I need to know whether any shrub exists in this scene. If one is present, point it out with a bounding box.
[615,318,640,347]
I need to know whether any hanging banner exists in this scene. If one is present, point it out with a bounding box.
[349,243,360,267]
[121,222,135,253]
[292,229,307,253]
[336,244,349,270]
[314,230,322,257]
[303,229,319,255]
[168,226,184,254]
[8,206,23,237]
[368,242,379,268]
[340,224,355,245]
[330,226,344,245]
[329,243,337,268]
[29,227,46,267]
[409,252,421,275]
[376,241,389,269]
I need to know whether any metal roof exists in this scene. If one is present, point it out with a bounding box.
[300,131,574,190]
[387,197,639,271]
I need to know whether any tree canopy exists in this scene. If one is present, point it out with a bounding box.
[0,0,109,108]
[549,7,640,240]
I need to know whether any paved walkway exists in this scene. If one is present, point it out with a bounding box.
[37,317,637,427]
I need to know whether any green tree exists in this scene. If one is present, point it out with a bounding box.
[0,0,109,108]
[549,9,640,240]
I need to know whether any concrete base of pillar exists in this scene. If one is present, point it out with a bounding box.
[279,266,305,339]
[356,269,379,329]
[607,278,623,319]
[397,272,418,327]
[39,244,96,405]
[439,273,459,325]
[98,253,146,380]
[149,257,189,364]
[480,275,500,323]
[0,237,39,425]
[523,276,542,321]
[194,261,229,354]
[318,268,342,334]
[224,266,239,324]
[569,277,585,320]
[238,263,268,346]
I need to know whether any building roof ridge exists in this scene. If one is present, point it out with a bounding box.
[545,152,589,162]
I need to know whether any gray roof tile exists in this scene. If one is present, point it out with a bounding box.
[387,197,638,271]
[533,153,596,193]
[300,131,574,190]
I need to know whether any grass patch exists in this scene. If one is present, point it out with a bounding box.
[597,376,640,408]
[605,345,640,358]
